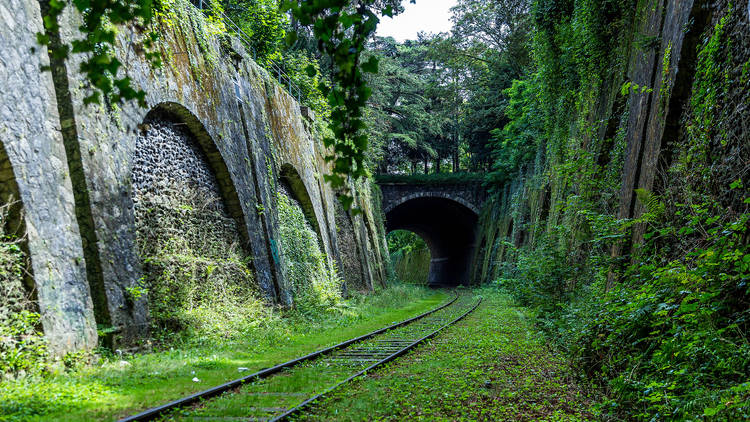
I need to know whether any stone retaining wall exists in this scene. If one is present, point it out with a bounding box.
[0,0,387,352]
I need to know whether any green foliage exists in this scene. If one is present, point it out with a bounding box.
[0,311,48,376]
[387,231,429,286]
[224,0,287,65]
[276,190,343,312]
[494,224,585,315]
[135,183,259,343]
[386,230,425,256]
[0,286,437,421]
[279,49,331,123]
[375,172,484,185]
[304,289,595,420]
[681,7,732,181]
[486,78,542,186]
[0,204,48,377]
[496,193,750,420]
[281,0,405,210]
[38,0,162,106]
[574,206,750,420]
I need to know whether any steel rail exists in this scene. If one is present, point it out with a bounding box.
[270,297,484,421]
[118,293,458,422]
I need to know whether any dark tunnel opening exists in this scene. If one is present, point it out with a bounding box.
[385,197,478,287]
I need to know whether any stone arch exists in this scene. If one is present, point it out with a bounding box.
[137,102,249,244]
[131,102,254,330]
[384,191,481,215]
[385,196,479,287]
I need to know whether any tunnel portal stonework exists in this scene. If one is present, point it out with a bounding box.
[378,181,487,287]
[0,0,388,353]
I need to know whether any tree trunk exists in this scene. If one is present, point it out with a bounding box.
[423,157,428,174]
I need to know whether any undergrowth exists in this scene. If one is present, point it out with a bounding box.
[0,202,47,378]
[387,230,430,285]
[496,191,750,420]
[135,182,260,346]
[276,188,344,312]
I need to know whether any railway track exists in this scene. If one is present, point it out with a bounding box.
[120,291,481,422]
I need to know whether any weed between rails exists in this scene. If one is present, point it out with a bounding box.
[301,288,594,421]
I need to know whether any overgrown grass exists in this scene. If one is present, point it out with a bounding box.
[0,285,443,421]
[302,288,594,421]
[135,181,258,344]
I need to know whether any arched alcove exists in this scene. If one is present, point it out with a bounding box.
[278,163,323,247]
[131,103,253,330]
[136,102,249,243]
[385,196,479,287]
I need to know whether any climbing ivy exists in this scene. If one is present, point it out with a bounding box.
[37,0,163,107]
[280,0,408,211]
[0,204,47,376]
[38,0,404,210]
[276,190,343,311]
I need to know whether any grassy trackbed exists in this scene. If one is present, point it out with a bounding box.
[0,286,444,422]
[302,288,595,421]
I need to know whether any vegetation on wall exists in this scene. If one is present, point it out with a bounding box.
[276,190,344,311]
[135,183,261,344]
[387,230,429,285]
[474,0,750,419]
[0,203,47,376]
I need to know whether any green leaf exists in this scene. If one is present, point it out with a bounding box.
[361,56,379,73]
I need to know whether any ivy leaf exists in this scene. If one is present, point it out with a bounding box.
[281,29,297,47]
[361,56,379,74]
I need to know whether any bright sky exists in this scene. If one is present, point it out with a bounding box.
[375,0,458,42]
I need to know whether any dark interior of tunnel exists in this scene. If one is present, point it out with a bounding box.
[385,197,478,287]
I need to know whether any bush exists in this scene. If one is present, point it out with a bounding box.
[573,209,750,420]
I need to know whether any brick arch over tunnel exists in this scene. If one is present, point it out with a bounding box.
[384,191,481,215]
[385,196,479,287]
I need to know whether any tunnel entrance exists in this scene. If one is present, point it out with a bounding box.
[385,197,478,287]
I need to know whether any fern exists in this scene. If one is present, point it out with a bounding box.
[635,188,666,220]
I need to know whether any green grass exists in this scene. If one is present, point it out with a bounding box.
[0,285,444,422]
[300,288,594,421]
[170,291,474,421]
